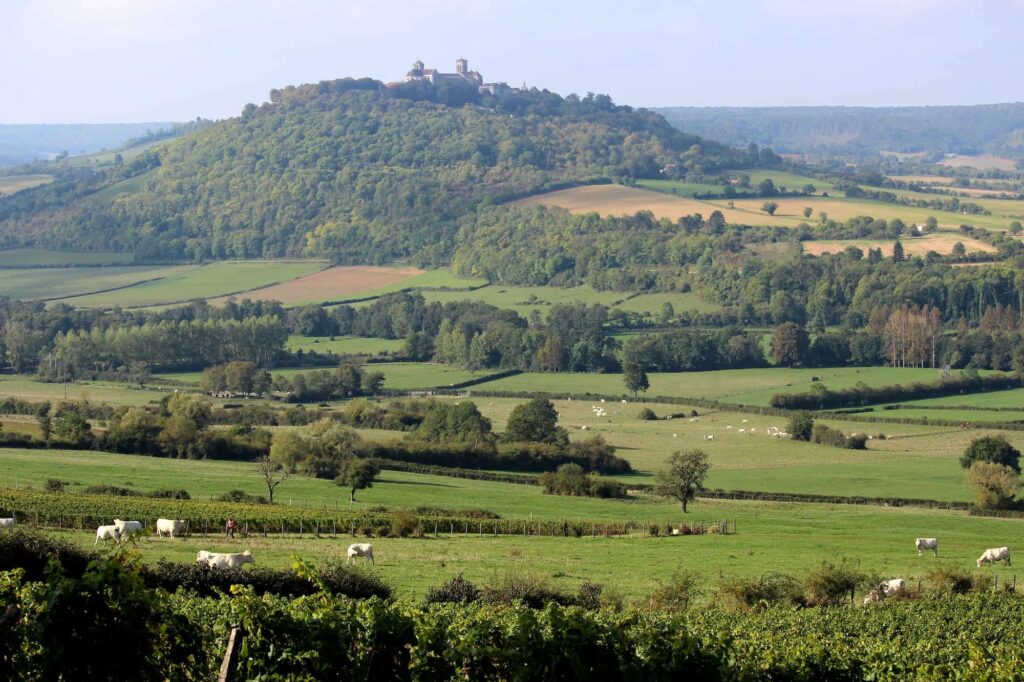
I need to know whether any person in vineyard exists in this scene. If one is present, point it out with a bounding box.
[226,517,238,538]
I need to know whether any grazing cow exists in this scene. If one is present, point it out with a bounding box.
[915,537,939,557]
[977,547,1011,567]
[883,578,906,594]
[95,525,120,545]
[113,518,143,542]
[196,550,255,569]
[738,428,745,433]
[703,434,715,441]
[0,518,14,529]
[580,425,588,430]
[156,518,186,538]
[347,543,375,564]
[672,433,678,438]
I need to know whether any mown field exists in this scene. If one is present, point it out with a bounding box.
[55,261,325,307]
[0,247,133,266]
[521,170,1024,232]
[0,264,195,301]
[0,174,54,196]
[285,335,405,355]
[804,234,996,257]
[469,365,950,405]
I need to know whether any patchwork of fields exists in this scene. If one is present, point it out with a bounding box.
[804,234,996,257]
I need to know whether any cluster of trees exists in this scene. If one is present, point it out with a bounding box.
[624,327,764,372]
[198,361,271,395]
[270,363,384,402]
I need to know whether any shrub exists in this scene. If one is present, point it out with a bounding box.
[214,489,268,504]
[44,478,66,493]
[716,573,805,612]
[413,506,499,519]
[424,574,481,605]
[803,559,872,606]
[967,461,1021,509]
[926,567,989,594]
[846,433,868,450]
[389,509,418,538]
[811,423,847,447]
[84,485,141,497]
[638,408,657,421]
[149,488,191,500]
[481,572,575,609]
[648,570,702,611]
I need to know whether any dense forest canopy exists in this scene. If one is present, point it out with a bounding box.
[655,104,1024,161]
[0,78,744,262]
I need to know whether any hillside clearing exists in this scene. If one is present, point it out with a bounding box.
[939,154,1019,171]
[0,174,53,195]
[803,235,996,256]
[0,264,195,301]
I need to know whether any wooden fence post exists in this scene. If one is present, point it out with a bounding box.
[217,627,243,682]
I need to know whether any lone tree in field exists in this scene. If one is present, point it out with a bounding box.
[761,201,779,216]
[655,449,711,513]
[256,454,289,504]
[802,206,813,218]
[787,412,814,442]
[336,458,380,501]
[503,398,564,444]
[968,461,1021,510]
[623,360,650,397]
[960,435,1021,473]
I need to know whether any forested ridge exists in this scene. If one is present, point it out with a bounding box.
[0,78,741,262]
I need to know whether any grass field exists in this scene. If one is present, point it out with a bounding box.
[3,446,1019,598]
[56,261,324,307]
[804,234,996,257]
[939,154,1019,171]
[0,248,134,266]
[0,174,53,195]
[0,264,195,301]
[0,375,166,406]
[286,335,405,355]
[471,366,950,406]
[518,177,1023,232]
[887,387,1024,410]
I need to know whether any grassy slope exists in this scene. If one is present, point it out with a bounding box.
[0,248,133,266]
[286,335,405,355]
[55,261,324,307]
[0,175,54,196]
[0,265,195,301]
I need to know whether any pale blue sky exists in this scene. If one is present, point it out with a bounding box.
[2,0,1022,123]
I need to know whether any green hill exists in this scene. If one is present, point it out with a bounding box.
[0,79,742,263]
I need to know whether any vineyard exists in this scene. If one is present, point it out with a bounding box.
[0,487,681,539]
[4,546,1024,680]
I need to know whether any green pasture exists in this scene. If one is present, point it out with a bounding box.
[884,387,1024,410]
[55,261,324,307]
[734,169,839,194]
[863,408,1024,424]
[0,174,53,195]
[634,178,721,197]
[0,264,193,301]
[0,375,168,406]
[612,291,722,315]
[471,366,950,405]
[0,248,133,267]
[413,284,627,316]
[336,270,487,307]
[286,335,405,355]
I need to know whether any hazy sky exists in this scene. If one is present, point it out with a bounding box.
[2,0,1022,123]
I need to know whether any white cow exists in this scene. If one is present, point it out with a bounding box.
[882,578,906,594]
[703,434,715,441]
[977,547,1011,567]
[95,525,120,545]
[915,537,939,557]
[156,518,186,538]
[347,543,375,564]
[196,550,255,569]
[113,518,143,542]
[0,518,14,529]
